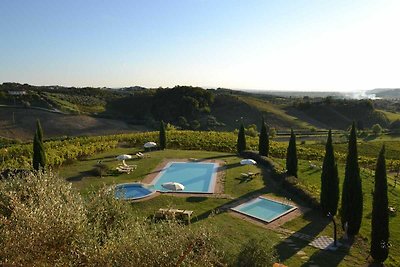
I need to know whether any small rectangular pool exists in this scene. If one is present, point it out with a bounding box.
[151,162,218,193]
[232,197,296,223]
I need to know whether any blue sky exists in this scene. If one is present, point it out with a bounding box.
[1,0,399,91]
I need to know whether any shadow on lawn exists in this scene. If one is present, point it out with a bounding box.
[301,238,353,267]
[186,197,208,203]
[197,154,236,161]
[66,170,93,182]
[274,212,330,262]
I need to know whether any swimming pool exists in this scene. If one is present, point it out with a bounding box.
[232,197,296,223]
[115,183,156,200]
[152,162,218,193]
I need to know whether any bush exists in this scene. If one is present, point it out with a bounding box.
[245,124,258,137]
[236,238,278,267]
[0,171,223,266]
[91,163,109,177]
[269,128,277,138]
[372,124,383,136]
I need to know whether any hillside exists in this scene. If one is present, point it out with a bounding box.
[0,107,144,141]
[288,98,390,129]
[1,83,396,136]
[214,95,313,129]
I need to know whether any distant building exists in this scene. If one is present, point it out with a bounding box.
[7,90,27,95]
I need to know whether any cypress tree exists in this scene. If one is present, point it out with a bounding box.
[36,119,43,142]
[341,122,363,236]
[159,120,166,150]
[371,145,389,263]
[320,130,339,215]
[286,129,298,177]
[258,117,269,157]
[237,123,246,154]
[32,130,46,171]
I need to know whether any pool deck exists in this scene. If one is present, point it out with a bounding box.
[141,158,226,197]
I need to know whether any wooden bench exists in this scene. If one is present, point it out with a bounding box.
[154,208,194,224]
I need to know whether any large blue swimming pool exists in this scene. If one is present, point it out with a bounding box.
[115,183,156,200]
[232,197,296,223]
[152,162,218,193]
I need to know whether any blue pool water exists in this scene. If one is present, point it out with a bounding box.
[152,162,218,193]
[232,197,296,223]
[115,183,156,200]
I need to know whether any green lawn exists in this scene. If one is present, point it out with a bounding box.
[58,147,400,266]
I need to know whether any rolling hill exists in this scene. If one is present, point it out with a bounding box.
[0,107,145,141]
[1,83,397,140]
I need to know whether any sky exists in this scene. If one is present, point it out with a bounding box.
[1,0,400,91]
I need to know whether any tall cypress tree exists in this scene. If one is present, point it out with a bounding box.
[371,145,389,263]
[237,123,246,154]
[32,127,46,171]
[320,130,339,215]
[36,119,43,142]
[159,120,166,150]
[258,117,269,157]
[341,122,363,236]
[286,129,298,177]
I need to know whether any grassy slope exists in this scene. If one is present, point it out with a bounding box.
[210,94,315,130]
[238,96,312,129]
[274,151,400,266]
[378,109,400,122]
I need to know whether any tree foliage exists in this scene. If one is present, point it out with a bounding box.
[372,123,383,136]
[36,119,43,142]
[320,130,339,215]
[341,122,363,236]
[370,145,389,263]
[258,117,269,157]
[237,123,246,154]
[32,121,46,170]
[286,129,298,177]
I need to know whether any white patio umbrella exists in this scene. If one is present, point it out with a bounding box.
[240,159,257,173]
[116,154,132,166]
[144,142,157,149]
[162,182,185,191]
[240,159,256,165]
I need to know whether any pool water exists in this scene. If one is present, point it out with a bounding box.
[115,183,155,200]
[152,162,218,193]
[232,197,296,223]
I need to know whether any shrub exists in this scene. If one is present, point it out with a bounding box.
[0,171,223,266]
[372,124,383,136]
[269,127,277,138]
[91,163,109,177]
[236,238,278,267]
[245,124,258,137]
